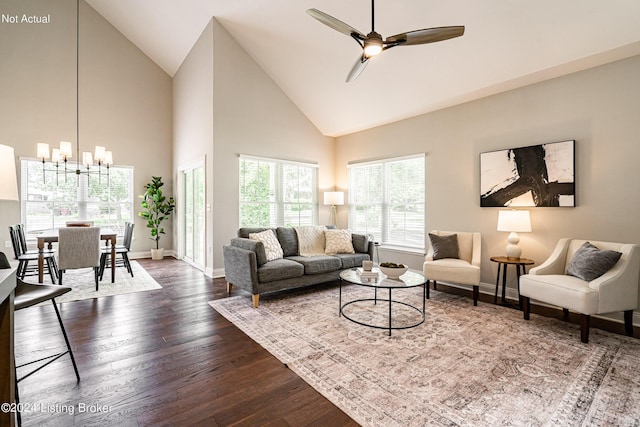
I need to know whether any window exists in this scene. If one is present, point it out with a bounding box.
[239,155,318,227]
[349,154,425,249]
[21,158,134,236]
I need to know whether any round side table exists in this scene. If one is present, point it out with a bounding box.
[490,256,534,309]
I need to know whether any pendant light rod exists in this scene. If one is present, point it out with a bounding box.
[371,0,375,32]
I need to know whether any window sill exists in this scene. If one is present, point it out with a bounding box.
[377,245,425,256]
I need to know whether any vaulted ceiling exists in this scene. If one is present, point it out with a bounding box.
[87,0,640,137]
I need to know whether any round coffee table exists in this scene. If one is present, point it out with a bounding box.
[338,268,427,336]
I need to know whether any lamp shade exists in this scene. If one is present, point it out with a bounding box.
[497,210,531,232]
[0,144,19,201]
[324,191,344,206]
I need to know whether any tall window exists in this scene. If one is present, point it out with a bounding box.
[21,158,134,236]
[349,154,425,249]
[239,155,318,227]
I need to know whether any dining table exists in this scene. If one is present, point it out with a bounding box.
[37,228,118,284]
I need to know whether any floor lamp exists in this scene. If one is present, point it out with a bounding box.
[0,144,19,268]
[324,191,344,228]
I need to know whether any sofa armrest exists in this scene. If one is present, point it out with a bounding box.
[529,238,571,276]
[223,244,260,294]
[230,237,267,266]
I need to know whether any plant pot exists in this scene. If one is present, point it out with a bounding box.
[151,248,164,260]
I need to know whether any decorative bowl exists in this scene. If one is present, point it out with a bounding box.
[379,264,408,279]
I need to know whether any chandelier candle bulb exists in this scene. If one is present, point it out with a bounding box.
[51,148,61,163]
[60,141,73,160]
[83,152,93,167]
[94,146,106,162]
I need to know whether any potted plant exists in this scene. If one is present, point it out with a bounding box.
[139,176,176,260]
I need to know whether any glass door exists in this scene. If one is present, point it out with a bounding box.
[182,164,205,269]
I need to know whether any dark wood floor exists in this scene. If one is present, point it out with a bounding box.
[14,258,638,426]
[14,258,358,426]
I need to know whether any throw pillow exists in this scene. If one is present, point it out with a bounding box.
[566,241,622,281]
[294,225,327,256]
[325,229,355,255]
[249,229,284,262]
[429,233,460,260]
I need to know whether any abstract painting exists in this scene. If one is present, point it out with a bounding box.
[480,140,575,207]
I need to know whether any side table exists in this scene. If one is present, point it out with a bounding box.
[490,256,534,309]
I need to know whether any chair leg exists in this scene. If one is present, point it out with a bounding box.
[94,267,99,291]
[98,253,107,281]
[123,253,133,277]
[580,314,590,343]
[472,285,479,306]
[52,299,80,382]
[46,257,57,284]
[624,310,634,336]
[433,280,437,290]
[523,296,530,320]
[58,270,63,286]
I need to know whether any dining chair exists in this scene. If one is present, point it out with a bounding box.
[14,278,80,426]
[57,227,101,290]
[99,222,135,280]
[15,224,59,276]
[8,225,57,284]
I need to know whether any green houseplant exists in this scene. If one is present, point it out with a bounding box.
[139,176,176,260]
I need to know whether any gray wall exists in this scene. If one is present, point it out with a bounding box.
[172,18,335,277]
[0,0,173,254]
[335,55,640,317]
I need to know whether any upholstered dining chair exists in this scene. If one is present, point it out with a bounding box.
[99,222,134,280]
[520,238,640,343]
[8,225,57,284]
[423,230,482,305]
[14,278,80,426]
[57,226,101,290]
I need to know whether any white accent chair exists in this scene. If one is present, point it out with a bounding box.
[423,231,482,305]
[520,238,640,343]
[57,227,101,290]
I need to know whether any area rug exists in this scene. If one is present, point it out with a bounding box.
[209,285,640,427]
[49,260,162,304]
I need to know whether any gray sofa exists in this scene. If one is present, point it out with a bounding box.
[223,227,375,307]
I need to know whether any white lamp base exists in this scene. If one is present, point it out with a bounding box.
[505,231,522,259]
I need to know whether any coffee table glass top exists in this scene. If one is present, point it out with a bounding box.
[339,268,426,288]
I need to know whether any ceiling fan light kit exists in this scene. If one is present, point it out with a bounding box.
[307,0,464,82]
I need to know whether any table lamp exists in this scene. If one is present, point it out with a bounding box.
[324,191,344,228]
[0,144,19,269]
[497,210,531,259]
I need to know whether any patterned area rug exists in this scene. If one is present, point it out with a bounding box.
[209,284,640,426]
[46,260,162,304]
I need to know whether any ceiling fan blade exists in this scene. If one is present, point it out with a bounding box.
[306,8,366,40]
[346,55,369,83]
[385,26,465,46]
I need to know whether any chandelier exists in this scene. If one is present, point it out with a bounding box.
[36,0,113,185]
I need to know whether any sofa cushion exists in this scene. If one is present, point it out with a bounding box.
[286,255,342,275]
[249,229,283,262]
[352,233,369,254]
[277,227,299,257]
[257,258,305,283]
[325,229,355,254]
[566,241,622,282]
[429,233,460,260]
[335,253,370,269]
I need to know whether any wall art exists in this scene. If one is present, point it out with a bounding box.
[480,140,575,207]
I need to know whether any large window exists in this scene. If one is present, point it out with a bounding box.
[239,155,318,227]
[349,154,425,249]
[21,158,134,236]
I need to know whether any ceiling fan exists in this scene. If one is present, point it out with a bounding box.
[306,1,465,82]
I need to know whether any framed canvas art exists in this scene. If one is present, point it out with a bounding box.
[480,140,575,207]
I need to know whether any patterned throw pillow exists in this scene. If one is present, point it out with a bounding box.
[566,241,622,281]
[249,229,284,262]
[428,233,460,260]
[325,229,355,255]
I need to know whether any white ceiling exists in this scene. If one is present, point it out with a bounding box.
[86,0,640,137]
